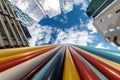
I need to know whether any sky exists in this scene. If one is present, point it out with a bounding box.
[9,0,120,50]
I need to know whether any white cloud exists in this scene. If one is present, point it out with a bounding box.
[28,23,54,46]
[117,47,120,50]
[79,18,84,24]
[79,18,97,34]
[110,43,120,50]
[53,16,58,20]
[54,26,94,46]
[74,0,88,11]
[110,43,116,47]
[95,43,109,49]
[60,19,65,23]
[81,1,88,11]
[74,0,83,5]
[64,15,68,20]
[59,15,68,23]
[87,20,97,34]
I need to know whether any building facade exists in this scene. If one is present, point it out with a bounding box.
[34,0,61,18]
[10,0,73,22]
[86,0,120,46]
[60,0,74,14]
[9,2,34,39]
[9,3,35,27]
[0,0,29,48]
[10,0,46,22]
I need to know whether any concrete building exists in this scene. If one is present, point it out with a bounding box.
[0,0,29,48]
[86,0,120,46]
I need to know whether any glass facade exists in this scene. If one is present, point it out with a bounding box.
[9,2,33,39]
[35,0,61,18]
[9,3,35,27]
[86,0,114,18]
[60,0,74,14]
[9,0,74,22]
[10,0,46,21]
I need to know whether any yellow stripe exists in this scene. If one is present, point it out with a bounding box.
[0,44,57,58]
[73,46,120,71]
[63,48,80,80]
[0,48,44,62]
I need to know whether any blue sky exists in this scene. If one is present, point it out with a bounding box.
[36,0,119,50]
[9,0,120,50]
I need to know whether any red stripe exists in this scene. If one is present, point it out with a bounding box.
[0,46,56,72]
[0,46,56,65]
[72,46,120,80]
[69,47,100,80]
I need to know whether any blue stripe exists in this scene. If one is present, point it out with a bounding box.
[32,47,64,80]
[75,45,120,63]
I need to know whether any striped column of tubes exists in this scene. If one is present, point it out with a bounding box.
[0,44,120,80]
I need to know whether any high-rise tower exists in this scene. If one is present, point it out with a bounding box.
[60,0,74,14]
[86,0,120,46]
[0,0,29,48]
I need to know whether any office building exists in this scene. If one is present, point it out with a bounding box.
[34,0,61,18]
[86,0,120,46]
[60,0,74,14]
[10,0,46,22]
[9,2,35,27]
[10,0,73,22]
[0,0,29,48]
[1,44,120,79]
[20,24,32,39]
[9,2,34,39]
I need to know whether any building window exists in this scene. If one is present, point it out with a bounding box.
[96,21,100,25]
[100,17,105,22]
[107,13,113,18]
[109,28,115,32]
[103,30,108,34]
[100,19,103,22]
[115,8,120,13]
[116,26,120,30]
